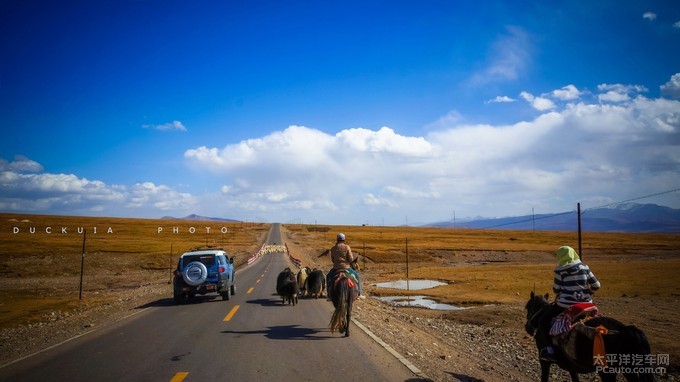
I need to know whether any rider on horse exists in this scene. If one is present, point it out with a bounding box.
[326,233,365,301]
[537,246,601,362]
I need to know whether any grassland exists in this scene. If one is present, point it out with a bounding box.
[283,224,680,302]
[0,213,269,329]
[1,213,679,371]
[282,223,680,371]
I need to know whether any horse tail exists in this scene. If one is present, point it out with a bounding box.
[625,325,655,382]
[329,278,349,333]
[627,324,651,354]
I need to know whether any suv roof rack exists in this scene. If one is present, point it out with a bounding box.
[187,246,226,252]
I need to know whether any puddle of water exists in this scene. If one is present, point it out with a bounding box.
[377,295,468,311]
[373,279,448,290]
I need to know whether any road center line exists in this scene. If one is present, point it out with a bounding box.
[223,305,240,321]
[170,372,189,382]
[246,287,254,294]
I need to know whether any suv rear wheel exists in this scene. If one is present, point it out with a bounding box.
[173,287,187,304]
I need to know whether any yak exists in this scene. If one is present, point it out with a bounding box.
[276,267,299,306]
[305,268,326,299]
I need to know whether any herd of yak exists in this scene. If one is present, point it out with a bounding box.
[275,266,326,306]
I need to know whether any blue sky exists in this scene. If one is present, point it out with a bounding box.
[1,0,679,225]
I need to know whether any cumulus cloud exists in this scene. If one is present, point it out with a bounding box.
[597,83,648,103]
[127,182,196,210]
[520,91,556,111]
[183,79,680,224]
[0,155,44,173]
[674,21,680,28]
[598,91,630,103]
[3,80,679,224]
[552,85,582,101]
[0,157,195,215]
[142,120,187,132]
[661,73,680,99]
[643,12,657,21]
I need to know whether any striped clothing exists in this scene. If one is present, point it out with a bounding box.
[553,260,601,308]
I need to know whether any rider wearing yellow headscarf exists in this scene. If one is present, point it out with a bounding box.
[537,246,601,362]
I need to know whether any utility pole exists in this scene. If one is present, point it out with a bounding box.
[79,231,86,300]
[405,238,410,292]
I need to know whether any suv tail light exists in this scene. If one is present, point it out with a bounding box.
[218,267,225,273]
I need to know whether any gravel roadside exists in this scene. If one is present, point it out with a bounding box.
[2,266,678,382]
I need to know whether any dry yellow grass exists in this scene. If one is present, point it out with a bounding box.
[1,213,269,273]
[0,213,270,329]
[283,223,680,368]
[283,223,680,304]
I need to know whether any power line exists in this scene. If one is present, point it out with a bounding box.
[477,211,574,229]
[475,187,680,230]
[582,188,680,213]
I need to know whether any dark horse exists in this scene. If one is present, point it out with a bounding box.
[329,272,358,337]
[525,292,655,382]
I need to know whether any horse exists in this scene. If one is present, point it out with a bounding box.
[329,271,358,337]
[525,292,655,382]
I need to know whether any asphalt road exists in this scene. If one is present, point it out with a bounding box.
[0,223,421,382]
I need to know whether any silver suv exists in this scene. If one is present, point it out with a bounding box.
[173,249,235,304]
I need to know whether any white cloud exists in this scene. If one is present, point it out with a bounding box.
[363,193,397,207]
[0,155,44,173]
[520,91,556,111]
[0,158,196,215]
[598,83,648,94]
[674,21,680,28]
[643,12,657,21]
[425,110,464,130]
[597,83,648,103]
[181,80,680,224]
[661,73,680,99]
[486,96,516,104]
[336,126,432,156]
[3,80,680,225]
[142,120,187,132]
[552,85,581,101]
[127,182,196,210]
[469,26,532,85]
[599,91,630,103]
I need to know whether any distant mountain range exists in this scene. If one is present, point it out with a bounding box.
[426,203,680,233]
[164,204,680,233]
[161,214,240,223]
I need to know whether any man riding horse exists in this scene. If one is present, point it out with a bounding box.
[326,233,365,301]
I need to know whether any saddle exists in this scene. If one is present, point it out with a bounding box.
[550,302,599,336]
[550,302,609,364]
[332,270,357,290]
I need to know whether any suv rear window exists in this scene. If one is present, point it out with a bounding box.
[181,255,215,267]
